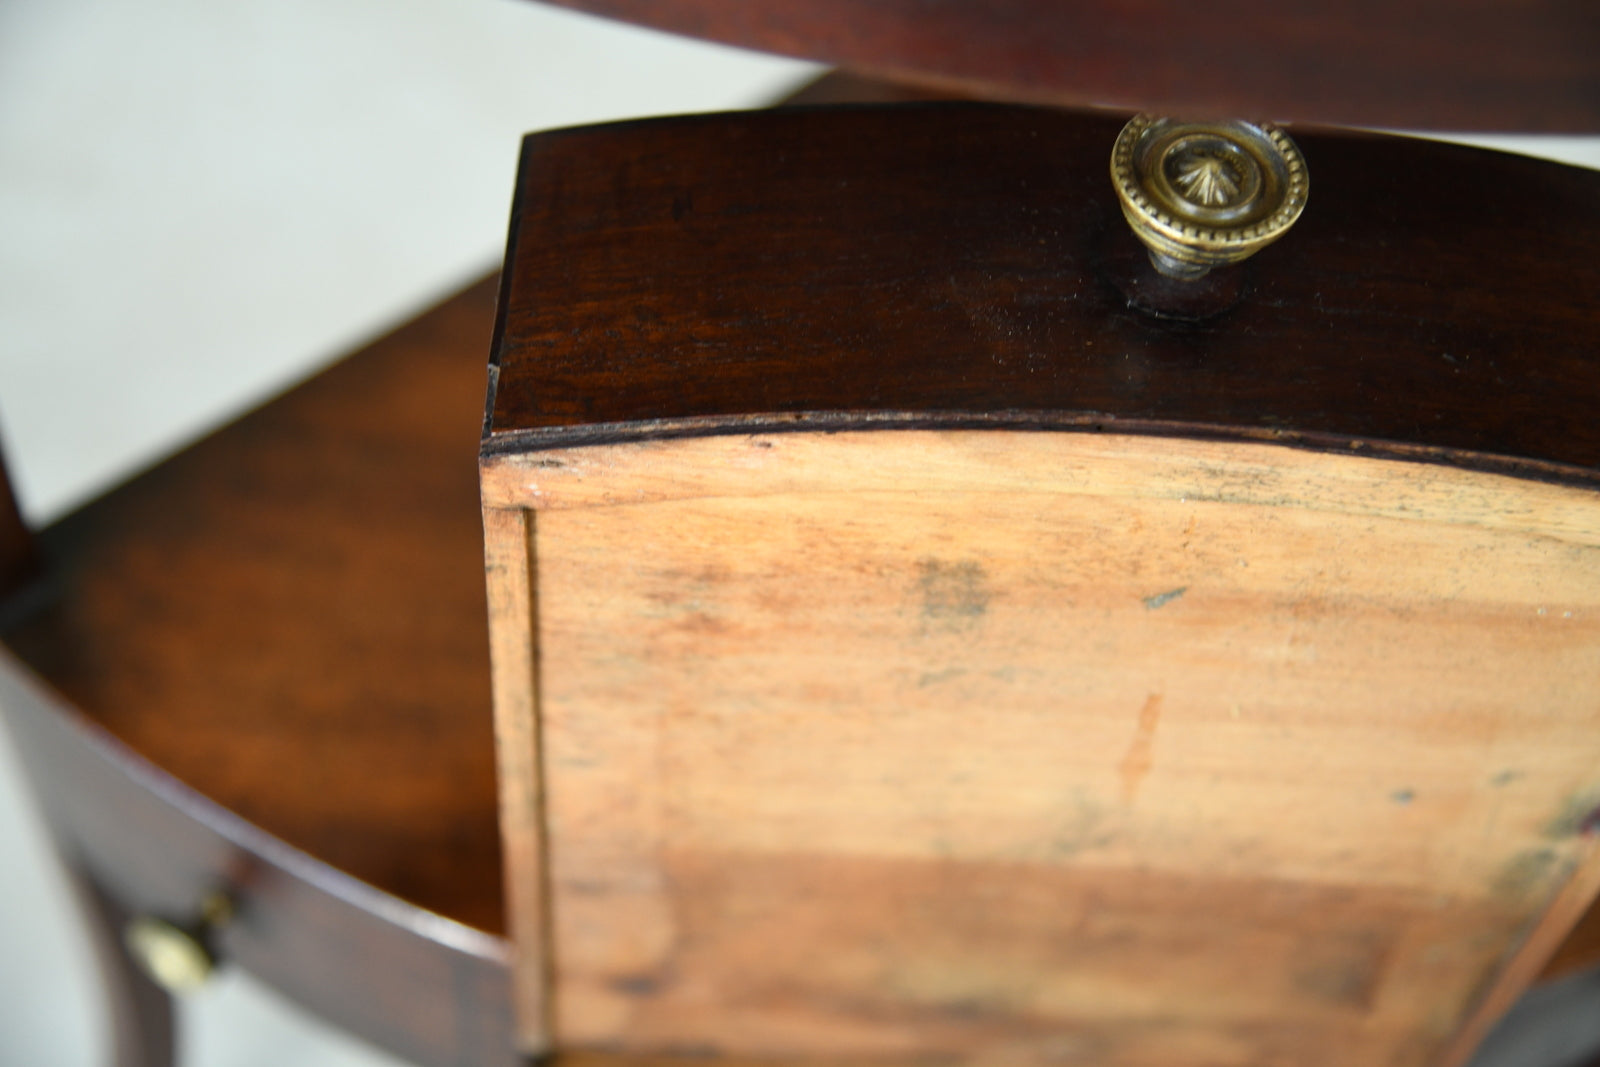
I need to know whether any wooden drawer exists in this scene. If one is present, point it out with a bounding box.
[481,104,1600,1066]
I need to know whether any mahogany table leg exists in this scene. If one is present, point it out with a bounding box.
[66,864,176,1067]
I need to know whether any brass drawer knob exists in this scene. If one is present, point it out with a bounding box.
[1111,115,1308,280]
[123,892,232,993]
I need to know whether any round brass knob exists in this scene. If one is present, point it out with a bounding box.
[123,893,231,993]
[1111,115,1308,280]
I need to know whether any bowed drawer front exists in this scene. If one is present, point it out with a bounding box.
[480,104,1600,1067]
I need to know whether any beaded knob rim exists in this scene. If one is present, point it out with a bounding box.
[1111,114,1309,277]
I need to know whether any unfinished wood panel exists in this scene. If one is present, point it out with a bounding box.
[494,430,1600,1066]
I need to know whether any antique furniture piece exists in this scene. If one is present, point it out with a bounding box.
[2,5,1600,1066]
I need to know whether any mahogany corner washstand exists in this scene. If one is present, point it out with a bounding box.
[3,77,1600,1067]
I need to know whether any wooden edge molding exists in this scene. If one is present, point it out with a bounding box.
[482,505,553,1054]
[480,415,1600,498]
[1441,840,1600,1067]
[481,429,1600,546]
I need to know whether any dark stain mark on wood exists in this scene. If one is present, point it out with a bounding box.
[1391,789,1415,805]
[1493,847,1562,901]
[1049,790,1113,857]
[1545,790,1600,839]
[917,559,989,630]
[1143,586,1187,610]
[918,666,967,688]
[1119,693,1163,803]
[609,973,661,996]
[1291,931,1389,1010]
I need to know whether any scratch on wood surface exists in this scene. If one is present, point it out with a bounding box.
[1119,693,1163,803]
[1143,586,1187,610]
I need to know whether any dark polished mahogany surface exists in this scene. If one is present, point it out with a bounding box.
[489,104,1600,489]
[539,0,1600,131]
[1,666,516,1067]
[3,278,506,935]
[0,276,522,1066]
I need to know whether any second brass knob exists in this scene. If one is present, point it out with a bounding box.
[123,892,232,994]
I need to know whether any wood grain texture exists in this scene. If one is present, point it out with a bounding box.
[486,106,1600,487]
[533,0,1600,131]
[485,430,1600,1065]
